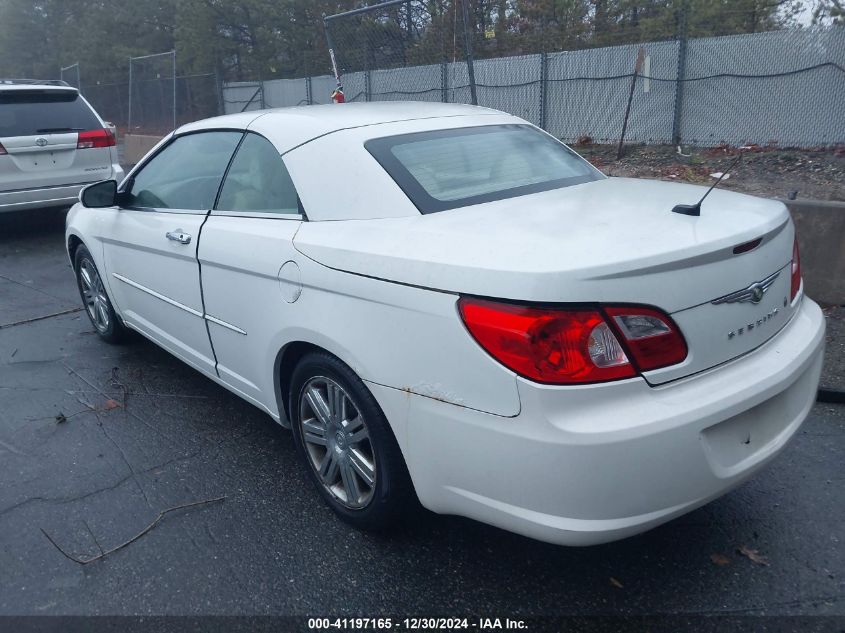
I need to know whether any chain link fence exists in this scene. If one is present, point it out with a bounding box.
[60,65,220,135]
[53,9,843,149]
[81,81,129,129]
[676,28,845,147]
[324,0,478,104]
[59,62,81,91]
[223,24,844,149]
[128,52,176,135]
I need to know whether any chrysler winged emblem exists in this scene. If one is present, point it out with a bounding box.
[711,271,780,305]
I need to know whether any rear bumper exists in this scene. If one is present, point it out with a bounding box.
[0,165,123,213]
[371,296,825,546]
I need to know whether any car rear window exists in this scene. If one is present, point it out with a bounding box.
[0,90,100,138]
[365,124,602,213]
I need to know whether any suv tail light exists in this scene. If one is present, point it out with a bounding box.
[77,128,115,149]
[790,235,801,301]
[0,141,6,155]
[458,298,687,385]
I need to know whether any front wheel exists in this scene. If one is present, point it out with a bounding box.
[289,351,416,530]
[73,244,127,344]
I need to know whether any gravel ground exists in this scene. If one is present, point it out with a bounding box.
[822,306,845,391]
[574,144,845,202]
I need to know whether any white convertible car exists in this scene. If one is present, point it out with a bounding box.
[66,102,825,545]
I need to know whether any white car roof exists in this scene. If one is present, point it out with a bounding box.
[176,102,504,154]
[0,83,78,93]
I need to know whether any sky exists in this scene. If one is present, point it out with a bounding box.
[793,0,824,25]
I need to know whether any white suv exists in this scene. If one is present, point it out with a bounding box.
[0,80,124,213]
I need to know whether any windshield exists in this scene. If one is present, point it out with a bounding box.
[365,124,603,213]
[0,90,100,138]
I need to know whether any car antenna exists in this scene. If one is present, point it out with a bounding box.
[671,151,744,217]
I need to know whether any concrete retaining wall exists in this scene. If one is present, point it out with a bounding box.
[782,198,845,306]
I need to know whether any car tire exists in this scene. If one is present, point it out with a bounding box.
[73,244,128,344]
[289,351,416,531]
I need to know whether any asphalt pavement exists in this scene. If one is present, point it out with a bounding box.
[0,209,843,625]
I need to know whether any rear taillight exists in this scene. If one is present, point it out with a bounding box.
[77,128,115,149]
[0,142,6,155]
[790,235,801,301]
[604,306,688,371]
[458,298,687,385]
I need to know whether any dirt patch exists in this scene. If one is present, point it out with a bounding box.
[573,143,845,202]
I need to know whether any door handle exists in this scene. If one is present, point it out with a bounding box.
[166,230,191,245]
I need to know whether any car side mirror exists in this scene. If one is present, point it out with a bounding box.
[80,180,117,208]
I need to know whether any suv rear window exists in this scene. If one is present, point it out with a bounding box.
[365,124,602,213]
[0,90,100,138]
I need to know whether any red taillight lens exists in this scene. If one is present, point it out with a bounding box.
[458,298,687,385]
[458,298,635,384]
[604,306,688,372]
[790,236,801,301]
[77,128,115,149]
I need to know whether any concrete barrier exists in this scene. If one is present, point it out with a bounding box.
[122,134,164,167]
[781,198,845,307]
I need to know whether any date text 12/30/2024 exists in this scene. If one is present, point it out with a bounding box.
[307,618,528,630]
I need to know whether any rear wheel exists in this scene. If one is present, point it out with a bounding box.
[289,351,415,530]
[73,244,127,343]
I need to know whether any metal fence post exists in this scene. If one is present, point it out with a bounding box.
[214,68,224,116]
[459,0,478,105]
[172,50,177,130]
[259,79,266,109]
[539,52,548,130]
[365,69,372,102]
[306,76,313,105]
[441,62,448,103]
[127,57,133,132]
[671,3,688,146]
[60,62,82,92]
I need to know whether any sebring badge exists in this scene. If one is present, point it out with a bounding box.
[711,270,780,305]
[727,307,781,340]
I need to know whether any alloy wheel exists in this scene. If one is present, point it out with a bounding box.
[298,376,377,509]
[78,258,110,333]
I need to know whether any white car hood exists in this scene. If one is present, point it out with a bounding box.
[294,177,791,314]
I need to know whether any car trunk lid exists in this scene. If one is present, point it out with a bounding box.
[295,177,797,383]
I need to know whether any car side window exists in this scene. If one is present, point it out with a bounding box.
[124,131,242,211]
[216,133,301,215]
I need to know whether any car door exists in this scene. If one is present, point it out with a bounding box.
[198,132,303,414]
[101,130,242,376]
